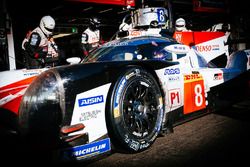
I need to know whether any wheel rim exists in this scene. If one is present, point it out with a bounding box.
[122,80,159,139]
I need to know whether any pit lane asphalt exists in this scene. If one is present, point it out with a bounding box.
[1,100,249,167]
[82,99,250,167]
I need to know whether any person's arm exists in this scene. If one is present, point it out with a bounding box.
[81,43,90,57]
[48,37,59,57]
[23,32,46,59]
[81,32,90,57]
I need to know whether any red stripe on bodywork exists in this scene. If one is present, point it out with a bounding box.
[193,32,225,45]
[0,76,37,115]
[173,31,225,46]
[0,76,36,93]
[0,86,27,99]
[67,0,135,6]
[1,96,23,115]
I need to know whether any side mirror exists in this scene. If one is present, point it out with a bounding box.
[66,57,81,64]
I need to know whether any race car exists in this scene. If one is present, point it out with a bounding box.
[1,35,249,162]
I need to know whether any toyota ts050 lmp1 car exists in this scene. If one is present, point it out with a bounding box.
[0,35,250,162]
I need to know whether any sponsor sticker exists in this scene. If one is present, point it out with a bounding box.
[175,33,182,43]
[164,68,180,75]
[168,76,180,82]
[184,74,203,82]
[104,41,129,47]
[212,44,220,51]
[213,73,223,80]
[114,108,120,118]
[173,45,186,51]
[79,110,101,122]
[130,30,142,37]
[78,95,104,107]
[169,89,181,107]
[22,69,44,76]
[157,8,166,23]
[71,83,111,143]
[195,44,220,52]
[184,74,206,114]
[62,138,111,160]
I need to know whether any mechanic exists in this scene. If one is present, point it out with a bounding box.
[117,13,133,38]
[81,17,102,57]
[175,18,191,32]
[22,15,59,69]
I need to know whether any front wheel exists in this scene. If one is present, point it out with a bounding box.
[107,67,164,153]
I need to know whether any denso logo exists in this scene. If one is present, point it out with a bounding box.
[164,68,180,75]
[78,95,104,107]
[196,45,212,52]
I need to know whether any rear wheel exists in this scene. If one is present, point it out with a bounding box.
[107,67,164,152]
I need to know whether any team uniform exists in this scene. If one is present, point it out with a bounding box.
[22,16,58,69]
[81,17,101,57]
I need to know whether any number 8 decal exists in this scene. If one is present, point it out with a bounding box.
[157,9,165,23]
[184,74,206,114]
[194,84,203,107]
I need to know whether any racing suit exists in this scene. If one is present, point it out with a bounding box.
[81,27,100,57]
[22,27,59,69]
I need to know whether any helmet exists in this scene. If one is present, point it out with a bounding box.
[175,18,186,32]
[39,15,55,37]
[153,49,172,61]
[119,22,131,31]
[119,14,132,31]
[89,17,100,30]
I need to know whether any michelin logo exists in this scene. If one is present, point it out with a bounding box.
[71,138,111,158]
[78,95,104,107]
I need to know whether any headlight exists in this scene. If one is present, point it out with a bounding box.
[18,70,65,145]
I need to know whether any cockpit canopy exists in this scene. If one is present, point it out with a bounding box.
[81,36,210,68]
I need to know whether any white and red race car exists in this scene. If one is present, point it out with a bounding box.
[0,34,249,163]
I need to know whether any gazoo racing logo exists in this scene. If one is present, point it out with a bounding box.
[213,73,223,80]
[78,95,104,107]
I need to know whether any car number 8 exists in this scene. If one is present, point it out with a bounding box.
[184,74,206,114]
[157,9,165,23]
[194,84,203,107]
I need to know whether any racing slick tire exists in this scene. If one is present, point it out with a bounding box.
[107,67,164,153]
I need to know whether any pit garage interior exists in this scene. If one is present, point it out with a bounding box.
[0,1,250,166]
[1,0,250,70]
